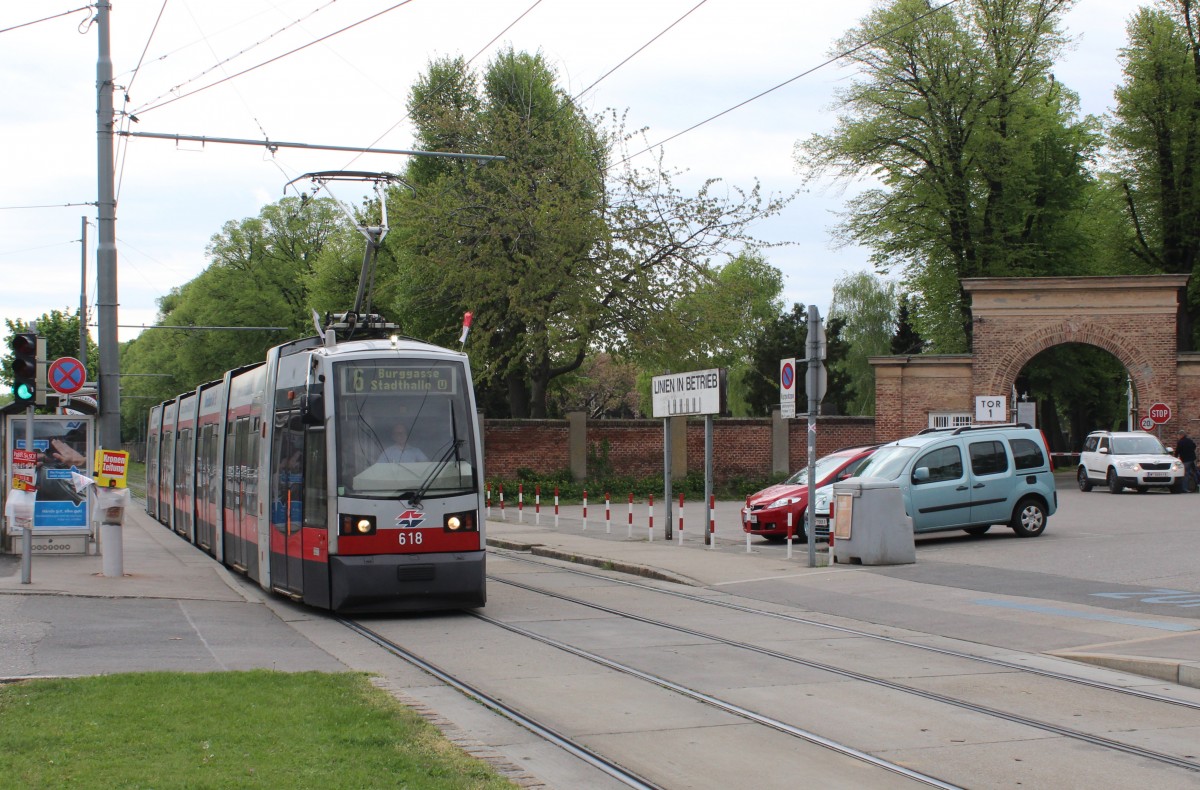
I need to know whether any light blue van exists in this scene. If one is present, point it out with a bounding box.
[846,424,1057,538]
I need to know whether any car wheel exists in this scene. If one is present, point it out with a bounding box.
[964,525,991,537]
[1011,498,1047,537]
[1136,486,1149,494]
[1107,469,1123,494]
[1077,467,1092,492]
[1170,478,1186,494]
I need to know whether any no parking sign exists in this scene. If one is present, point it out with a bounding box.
[48,357,86,395]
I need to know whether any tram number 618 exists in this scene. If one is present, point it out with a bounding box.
[398,531,424,547]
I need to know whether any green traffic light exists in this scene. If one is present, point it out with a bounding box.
[14,382,34,402]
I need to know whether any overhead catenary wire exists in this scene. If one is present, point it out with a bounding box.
[115,0,169,202]
[618,0,961,165]
[0,5,93,35]
[132,0,418,116]
[339,0,547,172]
[128,0,340,116]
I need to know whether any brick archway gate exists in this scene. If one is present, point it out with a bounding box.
[872,275,1192,441]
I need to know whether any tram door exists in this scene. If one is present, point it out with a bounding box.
[270,417,305,596]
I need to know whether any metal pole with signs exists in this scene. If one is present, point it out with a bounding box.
[805,306,827,568]
[651,368,726,542]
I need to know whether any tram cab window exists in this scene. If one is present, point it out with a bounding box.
[332,360,476,498]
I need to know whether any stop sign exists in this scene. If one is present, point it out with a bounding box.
[1149,402,1172,424]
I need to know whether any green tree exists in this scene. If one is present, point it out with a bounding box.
[119,196,353,434]
[385,50,790,418]
[890,293,925,354]
[795,0,1099,351]
[828,271,899,415]
[743,304,852,417]
[1109,2,1200,343]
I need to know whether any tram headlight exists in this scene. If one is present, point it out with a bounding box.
[443,510,477,532]
[339,513,376,536]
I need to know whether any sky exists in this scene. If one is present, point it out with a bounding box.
[0,0,1142,348]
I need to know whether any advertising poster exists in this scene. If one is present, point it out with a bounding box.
[7,416,92,532]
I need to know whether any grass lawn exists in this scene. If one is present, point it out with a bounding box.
[0,670,518,789]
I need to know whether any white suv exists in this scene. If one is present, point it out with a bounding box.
[1077,431,1185,494]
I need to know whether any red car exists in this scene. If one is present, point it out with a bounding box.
[742,445,878,541]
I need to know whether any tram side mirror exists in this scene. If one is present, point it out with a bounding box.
[299,387,325,425]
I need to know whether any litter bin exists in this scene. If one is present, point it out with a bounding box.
[95,486,129,578]
[830,478,915,565]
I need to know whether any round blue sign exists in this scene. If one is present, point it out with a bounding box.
[781,362,795,389]
[48,357,86,395]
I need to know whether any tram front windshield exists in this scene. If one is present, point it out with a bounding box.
[333,359,476,499]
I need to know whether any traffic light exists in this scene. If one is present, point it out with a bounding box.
[10,332,37,406]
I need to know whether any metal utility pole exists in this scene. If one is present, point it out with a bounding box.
[80,216,88,367]
[96,1,120,451]
[805,305,826,568]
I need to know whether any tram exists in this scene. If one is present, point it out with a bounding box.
[146,313,486,613]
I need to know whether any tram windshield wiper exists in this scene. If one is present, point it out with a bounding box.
[406,440,464,505]
[406,404,465,506]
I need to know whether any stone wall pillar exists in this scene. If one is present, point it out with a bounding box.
[771,408,788,475]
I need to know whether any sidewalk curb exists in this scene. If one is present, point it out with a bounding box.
[1050,650,1200,690]
[487,538,700,587]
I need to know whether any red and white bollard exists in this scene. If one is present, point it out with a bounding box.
[499,485,506,521]
[486,483,491,518]
[786,511,794,559]
[582,490,588,531]
[647,494,654,542]
[828,532,836,564]
[535,484,541,525]
[677,493,684,546]
[745,495,752,553]
[709,494,716,550]
[518,483,524,523]
[554,486,560,528]
[627,492,634,538]
[605,491,611,534]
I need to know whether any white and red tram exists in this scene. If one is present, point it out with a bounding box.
[146,323,486,613]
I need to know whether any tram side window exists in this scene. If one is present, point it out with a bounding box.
[246,417,260,514]
[270,415,305,532]
[303,429,327,530]
[224,419,238,510]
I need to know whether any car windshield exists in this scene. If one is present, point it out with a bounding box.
[783,453,853,485]
[1111,436,1167,455]
[852,444,918,481]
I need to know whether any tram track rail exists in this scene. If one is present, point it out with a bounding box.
[336,616,664,790]
[494,549,1200,712]
[338,614,961,789]
[485,552,1200,776]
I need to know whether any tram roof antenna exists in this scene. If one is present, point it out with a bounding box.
[286,170,416,316]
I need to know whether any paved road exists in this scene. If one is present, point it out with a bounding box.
[4,478,1200,789]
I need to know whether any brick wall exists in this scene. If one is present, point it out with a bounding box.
[482,420,570,479]
[484,415,877,483]
[870,276,1193,441]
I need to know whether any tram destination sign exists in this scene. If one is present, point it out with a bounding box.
[341,364,456,395]
[651,368,726,417]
